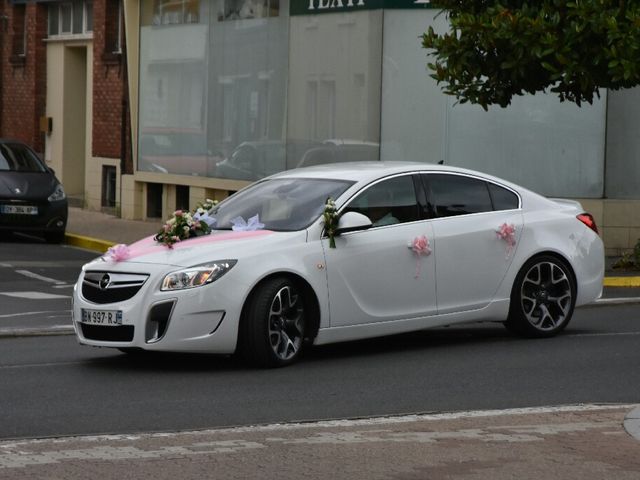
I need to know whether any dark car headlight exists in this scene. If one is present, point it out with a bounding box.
[48,184,66,202]
[160,260,237,291]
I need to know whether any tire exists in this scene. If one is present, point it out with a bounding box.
[505,255,576,338]
[239,277,306,368]
[44,231,65,244]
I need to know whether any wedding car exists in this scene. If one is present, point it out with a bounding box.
[72,162,604,367]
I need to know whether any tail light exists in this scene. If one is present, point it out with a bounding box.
[577,213,598,234]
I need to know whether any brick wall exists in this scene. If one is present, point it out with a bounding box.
[92,0,132,173]
[0,2,48,154]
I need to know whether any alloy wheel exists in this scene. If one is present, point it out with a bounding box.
[520,261,572,332]
[267,285,304,361]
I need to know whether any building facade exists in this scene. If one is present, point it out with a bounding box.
[2,0,639,254]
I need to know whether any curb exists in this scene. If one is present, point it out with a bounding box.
[624,407,640,441]
[64,233,114,254]
[603,276,640,287]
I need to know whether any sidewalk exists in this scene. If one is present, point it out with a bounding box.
[64,207,640,290]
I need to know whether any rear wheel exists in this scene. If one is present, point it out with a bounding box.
[505,255,576,337]
[239,277,306,368]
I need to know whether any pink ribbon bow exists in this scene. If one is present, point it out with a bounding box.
[105,243,130,262]
[410,235,431,278]
[496,223,516,258]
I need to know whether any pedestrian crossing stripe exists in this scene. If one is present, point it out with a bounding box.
[0,291,70,300]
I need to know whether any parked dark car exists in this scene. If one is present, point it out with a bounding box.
[0,140,68,243]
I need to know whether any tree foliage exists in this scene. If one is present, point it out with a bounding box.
[422,1,640,109]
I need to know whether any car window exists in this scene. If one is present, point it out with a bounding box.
[0,143,47,173]
[211,178,354,231]
[488,182,519,210]
[427,174,492,217]
[344,175,419,227]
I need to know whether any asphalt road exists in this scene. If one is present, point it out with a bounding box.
[0,235,96,330]
[1,303,639,440]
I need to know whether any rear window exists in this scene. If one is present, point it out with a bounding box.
[488,183,519,210]
[0,143,47,173]
[428,174,493,217]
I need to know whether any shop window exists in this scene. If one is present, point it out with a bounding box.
[218,0,278,21]
[146,183,163,218]
[101,166,117,208]
[176,185,189,211]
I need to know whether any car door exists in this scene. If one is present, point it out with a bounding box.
[323,174,437,327]
[423,173,523,314]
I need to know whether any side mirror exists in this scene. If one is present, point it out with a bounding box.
[335,211,372,234]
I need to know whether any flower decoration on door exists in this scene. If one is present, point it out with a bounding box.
[408,234,432,278]
[496,222,516,259]
[323,197,339,249]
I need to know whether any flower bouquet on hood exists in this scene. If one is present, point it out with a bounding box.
[155,199,219,248]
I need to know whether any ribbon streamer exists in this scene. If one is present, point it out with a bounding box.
[231,214,265,232]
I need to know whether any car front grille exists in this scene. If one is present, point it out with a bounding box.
[82,271,149,304]
[80,323,134,342]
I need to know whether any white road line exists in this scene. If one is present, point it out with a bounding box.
[567,332,640,338]
[15,270,66,285]
[0,292,69,300]
[0,310,70,319]
[52,284,75,289]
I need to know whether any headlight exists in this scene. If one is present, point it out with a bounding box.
[48,184,66,202]
[160,260,237,291]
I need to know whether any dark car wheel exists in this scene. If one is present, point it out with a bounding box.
[505,255,576,338]
[44,231,65,244]
[239,277,306,368]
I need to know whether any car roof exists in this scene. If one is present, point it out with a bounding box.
[272,161,506,185]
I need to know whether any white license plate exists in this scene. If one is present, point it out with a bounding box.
[81,309,123,326]
[0,205,38,215]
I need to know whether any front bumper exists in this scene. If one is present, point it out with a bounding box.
[0,199,67,234]
[72,262,244,354]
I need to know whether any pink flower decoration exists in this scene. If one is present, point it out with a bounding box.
[496,223,516,258]
[105,244,130,262]
[410,235,431,278]
[175,210,183,216]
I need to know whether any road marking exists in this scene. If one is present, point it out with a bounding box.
[15,270,66,285]
[567,332,640,338]
[0,292,69,300]
[52,284,75,289]
[0,310,70,319]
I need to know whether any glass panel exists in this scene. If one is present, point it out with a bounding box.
[61,3,73,33]
[345,175,419,226]
[488,183,519,211]
[428,174,492,217]
[0,143,47,173]
[73,0,83,33]
[86,1,93,32]
[211,178,353,231]
[287,11,382,170]
[49,5,59,36]
[381,10,448,164]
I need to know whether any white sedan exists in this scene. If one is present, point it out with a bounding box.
[72,162,604,367]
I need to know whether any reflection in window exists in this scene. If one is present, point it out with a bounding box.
[153,0,201,24]
[217,0,279,21]
[428,174,493,218]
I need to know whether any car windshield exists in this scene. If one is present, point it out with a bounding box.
[211,178,354,231]
[0,143,47,173]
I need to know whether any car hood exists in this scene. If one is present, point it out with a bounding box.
[88,229,306,269]
[0,172,57,201]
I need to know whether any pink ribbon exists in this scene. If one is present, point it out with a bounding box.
[496,223,516,259]
[103,230,273,262]
[105,244,130,262]
[410,235,431,279]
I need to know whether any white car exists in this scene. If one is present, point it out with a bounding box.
[72,162,604,367]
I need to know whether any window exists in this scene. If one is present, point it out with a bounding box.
[153,0,202,24]
[11,5,26,58]
[345,175,419,227]
[427,174,493,218]
[105,0,123,54]
[102,166,117,208]
[48,1,93,37]
[488,183,519,211]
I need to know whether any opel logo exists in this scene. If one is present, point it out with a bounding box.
[14,188,21,194]
[99,274,111,290]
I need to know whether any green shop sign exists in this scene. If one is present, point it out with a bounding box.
[290,0,436,16]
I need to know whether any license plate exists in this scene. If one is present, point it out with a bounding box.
[0,205,38,215]
[81,309,123,326]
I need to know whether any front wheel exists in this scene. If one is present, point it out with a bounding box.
[239,277,306,368]
[505,255,576,338]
